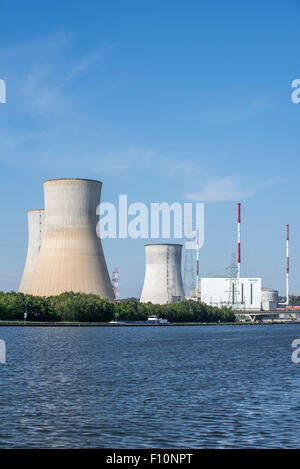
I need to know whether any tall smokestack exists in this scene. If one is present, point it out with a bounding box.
[19,209,44,294]
[28,178,114,300]
[140,244,185,305]
[238,203,241,279]
[286,224,289,306]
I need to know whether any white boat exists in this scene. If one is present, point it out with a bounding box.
[146,316,169,324]
[109,315,169,325]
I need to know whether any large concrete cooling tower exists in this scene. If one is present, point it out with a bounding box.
[28,178,114,300]
[140,243,185,304]
[19,209,44,294]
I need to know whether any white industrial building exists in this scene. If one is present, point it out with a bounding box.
[199,277,262,311]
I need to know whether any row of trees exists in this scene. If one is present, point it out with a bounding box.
[279,295,300,306]
[0,292,114,322]
[0,291,235,323]
[115,299,235,323]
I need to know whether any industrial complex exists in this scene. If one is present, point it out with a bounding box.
[197,277,262,311]
[18,177,292,316]
[188,203,285,315]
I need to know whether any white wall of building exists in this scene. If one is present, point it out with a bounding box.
[199,277,262,311]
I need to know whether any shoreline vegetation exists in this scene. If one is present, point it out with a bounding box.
[0,291,235,324]
[0,319,234,325]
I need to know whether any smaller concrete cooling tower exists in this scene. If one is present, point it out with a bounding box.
[19,209,44,294]
[28,178,114,300]
[140,243,185,305]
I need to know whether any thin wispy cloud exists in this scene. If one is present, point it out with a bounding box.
[204,96,271,124]
[65,45,115,81]
[185,176,280,202]
[171,160,209,176]
[0,31,281,192]
[0,31,126,173]
[0,30,113,117]
[0,31,166,179]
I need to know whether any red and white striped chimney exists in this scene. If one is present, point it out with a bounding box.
[238,203,241,279]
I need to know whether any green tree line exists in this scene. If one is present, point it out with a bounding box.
[0,291,235,323]
[279,295,300,306]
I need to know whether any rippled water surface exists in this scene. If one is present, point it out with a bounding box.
[1,324,300,448]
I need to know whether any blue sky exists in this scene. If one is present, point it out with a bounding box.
[0,0,300,297]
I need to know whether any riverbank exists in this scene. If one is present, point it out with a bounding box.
[0,292,235,323]
[1,320,300,326]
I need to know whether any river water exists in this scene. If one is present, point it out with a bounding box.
[0,324,300,448]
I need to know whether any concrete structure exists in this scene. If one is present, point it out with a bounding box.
[278,310,300,321]
[19,209,44,294]
[261,287,278,311]
[140,243,185,304]
[27,178,114,300]
[199,277,262,311]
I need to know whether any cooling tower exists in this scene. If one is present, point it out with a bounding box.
[28,178,114,300]
[19,209,44,294]
[140,243,185,304]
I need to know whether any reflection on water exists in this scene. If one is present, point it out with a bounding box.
[0,324,300,448]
